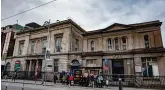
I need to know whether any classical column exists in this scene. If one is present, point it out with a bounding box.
[23,60,26,71]
[35,60,39,72]
[29,60,32,72]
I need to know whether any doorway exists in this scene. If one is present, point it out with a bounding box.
[112,60,124,81]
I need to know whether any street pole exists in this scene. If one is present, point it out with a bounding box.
[42,19,51,86]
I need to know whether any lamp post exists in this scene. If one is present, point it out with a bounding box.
[42,20,51,85]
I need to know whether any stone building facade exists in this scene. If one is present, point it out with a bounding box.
[7,19,165,79]
[1,24,23,71]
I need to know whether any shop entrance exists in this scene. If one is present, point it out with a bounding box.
[112,60,124,81]
[70,59,82,84]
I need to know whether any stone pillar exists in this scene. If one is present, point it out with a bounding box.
[23,60,26,71]
[29,60,32,72]
[35,60,39,72]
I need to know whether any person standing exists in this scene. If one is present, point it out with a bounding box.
[62,74,66,85]
[12,71,17,82]
[66,73,69,85]
[34,72,38,83]
[53,74,58,84]
[69,74,74,87]
[97,75,103,88]
[90,74,95,88]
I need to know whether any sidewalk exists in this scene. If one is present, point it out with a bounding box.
[1,79,54,86]
[1,82,154,90]
[1,79,158,90]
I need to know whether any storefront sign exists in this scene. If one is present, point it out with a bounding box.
[135,65,141,72]
[104,66,108,70]
[104,58,108,63]
[15,60,20,71]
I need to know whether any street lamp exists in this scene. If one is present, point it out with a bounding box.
[42,20,51,85]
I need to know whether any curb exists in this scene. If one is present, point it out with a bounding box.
[1,81,53,86]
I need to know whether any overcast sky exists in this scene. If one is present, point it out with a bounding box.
[1,0,165,47]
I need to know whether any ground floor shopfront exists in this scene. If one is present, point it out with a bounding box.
[4,53,165,80]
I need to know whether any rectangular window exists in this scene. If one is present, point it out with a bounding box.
[90,41,94,52]
[141,57,159,77]
[107,39,112,51]
[54,59,58,72]
[18,41,24,55]
[55,37,62,52]
[30,40,36,54]
[114,38,119,50]
[42,38,47,54]
[86,59,96,67]
[75,39,79,51]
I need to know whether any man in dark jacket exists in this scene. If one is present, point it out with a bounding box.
[53,74,58,84]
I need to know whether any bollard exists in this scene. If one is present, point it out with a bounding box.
[93,81,94,88]
[22,79,25,90]
[5,79,8,90]
[119,78,122,90]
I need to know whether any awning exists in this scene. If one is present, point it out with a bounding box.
[1,61,5,65]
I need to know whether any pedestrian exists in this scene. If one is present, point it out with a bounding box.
[66,73,69,85]
[12,71,17,82]
[97,75,103,88]
[54,74,58,84]
[79,75,83,86]
[105,79,109,88]
[34,72,38,83]
[94,74,98,87]
[69,74,74,87]
[62,75,66,85]
[90,74,95,88]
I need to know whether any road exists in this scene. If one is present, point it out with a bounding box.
[1,82,151,90]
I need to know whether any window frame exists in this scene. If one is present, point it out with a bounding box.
[141,57,158,77]
[90,40,94,52]
[18,41,24,55]
[86,59,96,67]
[54,59,59,72]
[121,37,127,50]
[55,37,62,52]
[107,38,113,51]
[75,39,79,51]
[144,35,150,48]
[30,40,36,54]
[114,37,119,51]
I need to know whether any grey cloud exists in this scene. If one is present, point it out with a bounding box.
[1,0,165,47]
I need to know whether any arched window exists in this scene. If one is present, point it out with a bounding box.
[107,38,113,51]
[91,40,94,51]
[6,62,11,71]
[144,35,149,48]
[121,37,127,50]
[114,38,119,50]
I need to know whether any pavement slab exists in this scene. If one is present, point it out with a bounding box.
[1,82,155,90]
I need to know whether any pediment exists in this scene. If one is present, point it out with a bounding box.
[105,23,132,31]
